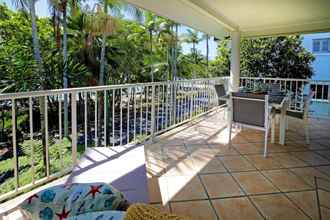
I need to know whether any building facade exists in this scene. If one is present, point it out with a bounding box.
[302,32,330,80]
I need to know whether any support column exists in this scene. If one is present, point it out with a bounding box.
[230,31,240,92]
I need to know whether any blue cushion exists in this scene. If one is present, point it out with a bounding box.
[67,211,126,220]
[20,183,125,220]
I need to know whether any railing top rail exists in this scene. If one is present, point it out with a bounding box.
[241,77,330,83]
[240,77,310,82]
[0,77,227,101]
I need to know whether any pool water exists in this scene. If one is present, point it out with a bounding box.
[310,101,330,119]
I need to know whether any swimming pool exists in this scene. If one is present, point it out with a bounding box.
[310,101,330,119]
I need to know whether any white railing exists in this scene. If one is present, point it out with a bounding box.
[310,80,330,102]
[240,77,330,112]
[0,77,227,201]
[1,76,329,201]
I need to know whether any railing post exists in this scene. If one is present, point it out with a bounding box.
[207,80,211,109]
[190,82,194,119]
[173,82,177,124]
[151,84,156,141]
[11,99,18,191]
[71,92,77,166]
[44,96,49,177]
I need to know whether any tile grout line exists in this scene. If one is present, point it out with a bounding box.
[243,150,314,220]
[165,188,320,204]
[230,140,315,220]
[221,150,270,220]
[197,174,220,220]
[147,112,330,219]
[207,130,329,219]
[314,176,322,220]
[187,136,221,220]
[215,153,267,220]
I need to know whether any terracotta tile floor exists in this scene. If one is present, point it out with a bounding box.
[145,110,330,220]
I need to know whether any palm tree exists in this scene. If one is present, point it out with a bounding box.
[98,0,118,86]
[158,19,179,80]
[48,0,78,137]
[13,0,43,72]
[183,29,203,78]
[142,11,157,82]
[97,0,142,86]
[88,1,141,146]
[205,34,209,67]
[12,0,48,175]
[184,29,202,64]
[173,23,179,80]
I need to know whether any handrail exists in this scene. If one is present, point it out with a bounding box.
[0,75,329,203]
[0,77,227,202]
[0,77,228,100]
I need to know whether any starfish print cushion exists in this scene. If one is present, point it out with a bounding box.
[19,182,126,220]
[67,210,126,220]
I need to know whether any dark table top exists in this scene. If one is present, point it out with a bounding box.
[269,95,286,105]
[219,92,286,105]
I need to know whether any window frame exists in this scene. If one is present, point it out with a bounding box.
[313,38,330,53]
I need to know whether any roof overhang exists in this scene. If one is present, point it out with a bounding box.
[124,0,330,38]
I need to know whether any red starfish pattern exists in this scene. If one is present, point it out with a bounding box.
[27,194,39,204]
[86,185,102,198]
[56,206,71,220]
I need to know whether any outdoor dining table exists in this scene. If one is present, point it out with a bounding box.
[222,92,290,145]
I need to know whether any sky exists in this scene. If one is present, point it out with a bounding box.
[1,0,219,60]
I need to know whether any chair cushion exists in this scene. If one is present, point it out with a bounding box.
[67,211,126,220]
[20,183,126,220]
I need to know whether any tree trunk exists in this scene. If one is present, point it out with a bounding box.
[206,34,209,68]
[30,0,47,176]
[193,43,196,78]
[173,24,178,81]
[30,0,42,68]
[63,4,69,137]
[97,4,109,146]
[149,30,154,82]
[99,33,106,86]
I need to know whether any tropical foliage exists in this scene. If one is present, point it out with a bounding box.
[211,36,315,79]
[0,3,315,94]
[0,1,315,198]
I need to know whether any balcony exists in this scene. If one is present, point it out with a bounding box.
[0,77,330,219]
[145,110,330,219]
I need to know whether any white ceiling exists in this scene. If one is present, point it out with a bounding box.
[124,0,330,38]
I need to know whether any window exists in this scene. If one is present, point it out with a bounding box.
[313,40,320,52]
[313,38,330,53]
[322,40,329,52]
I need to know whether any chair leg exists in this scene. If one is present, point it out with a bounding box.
[228,122,232,148]
[285,116,289,130]
[275,114,279,124]
[304,119,310,144]
[271,115,275,144]
[222,107,226,120]
[264,129,269,158]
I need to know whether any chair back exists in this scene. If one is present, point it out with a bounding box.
[215,84,226,97]
[269,84,281,95]
[303,90,315,119]
[231,92,268,128]
[215,84,226,105]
